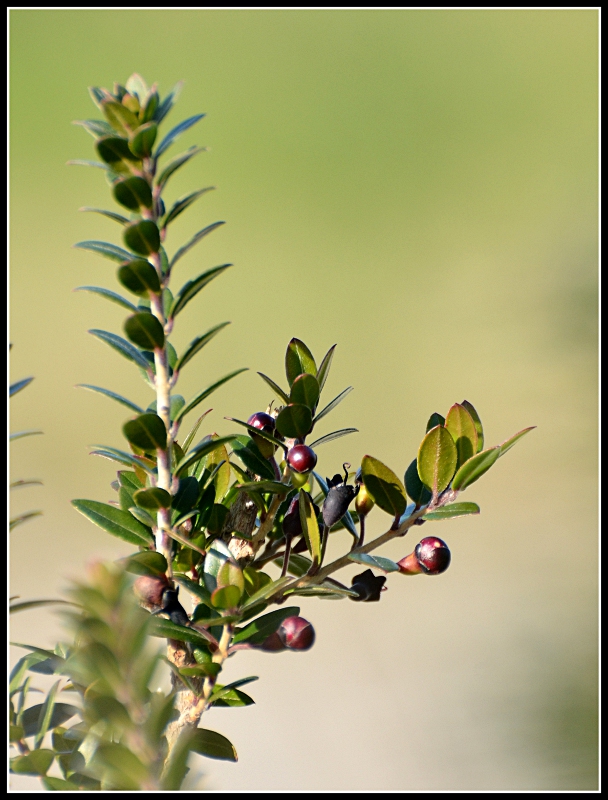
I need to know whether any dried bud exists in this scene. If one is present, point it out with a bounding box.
[350,569,386,602]
[278,616,315,650]
[259,631,287,652]
[322,465,359,527]
[397,537,451,576]
[134,574,169,608]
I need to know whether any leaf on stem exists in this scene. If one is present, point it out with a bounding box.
[424,502,480,520]
[285,338,316,386]
[257,372,289,404]
[169,264,232,319]
[79,207,129,225]
[72,499,154,546]
[174,322,229,372]
[169,221,225,269]
[175,435,238,477]
[299,490,321,564]
[10,377,33,397]
[124,312,165,351]
[75,286,138,312]
[163,187,214,228]
[156,145,205,190]
[88,329,151,369]
[313,386,353,425]
[360,455,408,518]
[499,426,536,457]
[417,426,458,496]
[308,428,358,448]
[74,240,132,263]
[123,413,167,451]
[175,369,248,422]
[316,343,337,392]
[155,113,205,158]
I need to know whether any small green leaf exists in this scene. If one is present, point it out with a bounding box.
[210,585,241,610]
[156,114,205,157]
[285,338,316,386]
[451,446,501,492]
[290,373,320,410]
[89,446,155,474]
[155,80,183,124]
[74,285,137,312]
[9,429,43,441]
[101,99,139,132]
[313,386,353,424]
[72,499,154,546]
[123,412,167,451]
[426,412,445,432]
[309,428,358,448]
[133,487,172,510]
[175,435,238,477]
[80,206,129,224]
[231,436,276,480]
[74,240,132,263]
[156,145,205,190]
[175,369,248,422]
[66,158,108,169]
[499,426,536,457]
[21,703,79,738]
[275,403,313,439]
[461,400,484,452]
[123,220,161,256]
[174,322,229,372]
[9,511,42,530]
[88,329,151,369]
[424,502,481,520]
[34,680,61,748]
[316,343,336,392]
[120,551,168,576]
[445,403,479,469]
[117,259,161,296]
[124,312,164,350]
[11,750,55,776]
[404,458,431,507]
[211,689,255,708]
[169,221,225,269]
[9,599,74,614]
[148,618,212,646]
[128,506,156,527]
[241,576,292,610]
[257,372,289,404]
[169,264,231,318]
[113,177,153,211]
[233,608,300,644]
[299,490,321,564]
[163,187,214,228]
[417,426,458,496]
[361,455,407,518]
[41,776,80,790]
[128,121,157,158]
[72,118,114,137]
[190,728,238,762]
[347,552,400,572]
[10,376,33,397]
[235,480,290,495]
[96,135,140,169]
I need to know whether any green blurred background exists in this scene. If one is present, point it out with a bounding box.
[10,9,597,791]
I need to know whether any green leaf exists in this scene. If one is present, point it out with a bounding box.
[290,373,320,409]
[156,145,205,190]
[174,322,229,372]
[100,99,139,132]
[74,240,132,263]
[148,618,212,646]
[128,506,156,527]
[72,118,114,137]
[361,455,408,517]
[275,403,312,439]
[9,430,43,441]
[225,417,287,454]
[181,410,212,453]
[451,446,501,492]
[175,369,248,422]
[147,394,186,422]
[21,703,79,738]
[316,343,336,392]
[10,479,43,489]
[163,187,214,228]
[347,552,400,572]
[272,552,312,577]
[156,113,205,157]
[417,426,458,496]
[445,403,479,469]
[123,220,161,256]
[210,585,242,610]
[96,135,140,170]
[285,338,316,386]
[426,412,446,432]
[309,428,358,448]
[241,576,292,610]
[233,607,300,645]
[113,177,153,211]
[231,436,276,480]
[89,446,155,475]
[299,490,321,564]
[424,502,481,520]
[10,376,33,397]
[175,576,212,606]
[257,372,289,404]
[124,312,164,350]
[175,435,238,477]
[499,426,536,457]
[9,599,74,614]
[128,121,157,158]
[120,551,168,576]
[313,386,353,424]
[79,206,129,224]
[72,499,154,546]
[461,400,484,452]
[89,742,148,790]
[190,728,238,762]
[126,73,149,101]
[133,487,172,510]
[9,511,42,530]
[34,680,61,748]
[169,221,225,269]
[66,158,108,169]
[211,689,255,708]
[169,264,231,318]
[88,329,151,369]
[404,458,431,507]
[155,80,183,124]
[41,777,80,790]
[235,480,290,495]
[11,750,55,776]
[123,412,167,451]
[74,285,137,312]
[117,259,161,296]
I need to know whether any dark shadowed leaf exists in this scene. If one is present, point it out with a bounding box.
[275,404,312,439]
[75,286,137,312]
[461,400,484,452]
[169,221,225,268]
[404,458,432,507]
[118,259,161,296]
[133,487,172,510]
[148,618,212,646]
[120,551,167,576]
[285,338,316,386]
[445,403,479,469]
[424,502,481,520]
[124,312,164,350]
[451,446,501,492]
[231,435,276,480]
[113,177,153,211]
[174,322,229,372]
[290,373,320,410]
[123,220,160,256]
[426,412,446,432]
[233,608,300,644]
[175,435,238,477]
[72,500,154,546]
[21,702,79,738]
[235,480,290,495]
[96,135,140,169]
[128,121,157,158]
[190,729,237,762]
[123,413,167,451]
[361,455,407,517]
[417,426,458,496]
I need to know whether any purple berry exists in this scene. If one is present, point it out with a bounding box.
[415,536,451,575]
[247,412,276,433]
[287,445,317,474]
[278,616,315,650]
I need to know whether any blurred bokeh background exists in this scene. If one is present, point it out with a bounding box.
[10,9,598,791]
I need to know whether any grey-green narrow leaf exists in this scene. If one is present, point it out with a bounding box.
[175,369,248,422]
[10,377,33,397]
[169,264,231,319]
[313,386,353,424]
[499,426,536,457]
[257,372,289,404]
[451,447,501,492]
[163,187,214,228]
[316,344,337,392]
[75,286,137,312]
[175,435,238,477]
[424,502,481,520]
[169,221,225,268]
[72,500,154,546]
[74,240,132,263]
[88,329,151,369]
[308,428,358,448]
[174,322,229,372]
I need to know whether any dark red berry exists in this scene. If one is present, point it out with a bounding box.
[278,616,315,650]
[282,497,303,538]
[247,412,276,433]
[134,574,169,608]
[260,631,287,652]
[287,445,317,474]
[415,536,451,575]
